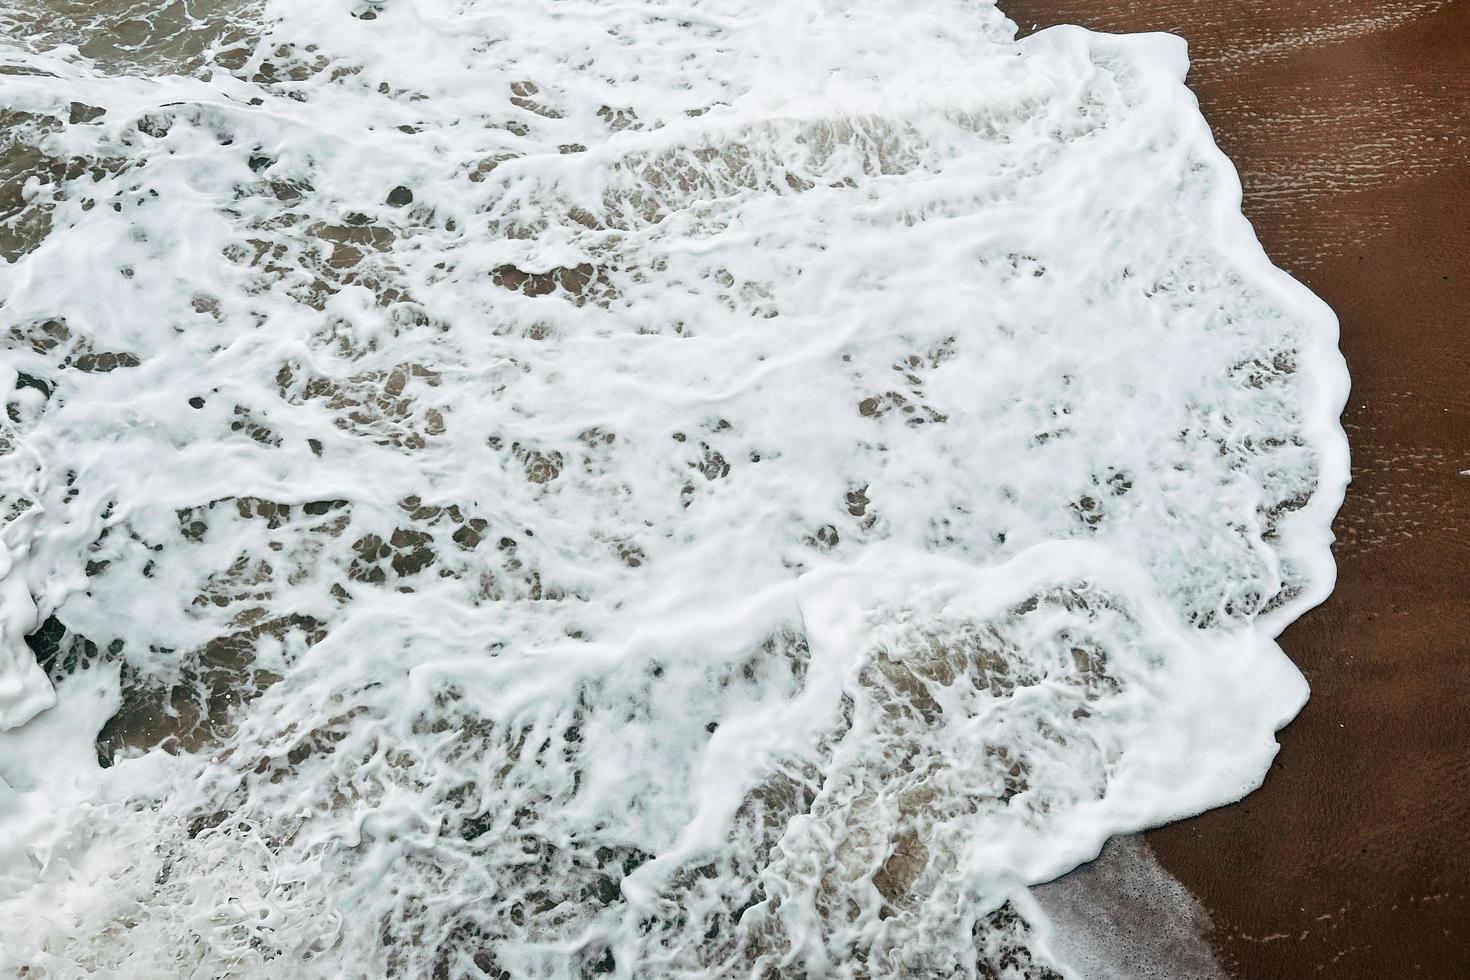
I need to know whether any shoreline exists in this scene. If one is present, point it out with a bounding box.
[1004,1,1470,975]
[3,3,1464,973]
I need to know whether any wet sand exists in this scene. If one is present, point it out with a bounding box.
[1003,1,1470,975]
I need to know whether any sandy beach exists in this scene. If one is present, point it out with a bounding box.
[1003,1,1470,975]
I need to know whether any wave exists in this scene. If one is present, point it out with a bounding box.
[0,1,1348,976]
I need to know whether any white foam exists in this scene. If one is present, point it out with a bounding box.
[0,512,57,730]
[0,1,1348,975]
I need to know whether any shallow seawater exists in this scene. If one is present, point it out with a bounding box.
[0,1,1347,977]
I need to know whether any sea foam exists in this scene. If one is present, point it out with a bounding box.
[0,1,1347,976]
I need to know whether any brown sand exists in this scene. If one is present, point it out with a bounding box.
[1000,0,1470,975]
